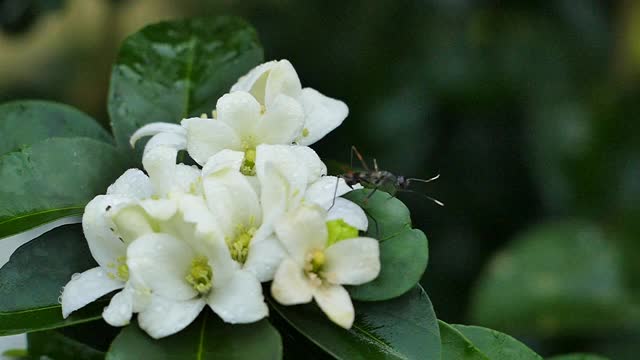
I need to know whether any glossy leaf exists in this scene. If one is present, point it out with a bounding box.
[438,321,488,360]
[0,100,111,155]
[106,312,282,360]
[269,285,441,360]
[27,329,104,360]
[343,190,429,301]
[470,221,631,336]
[0,137,128,239]
[0,224,104,336]
[546,354,610,360]
[108,16,263,153]
[452,324,542,360]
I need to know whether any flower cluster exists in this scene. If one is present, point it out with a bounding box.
[61,60,381,339]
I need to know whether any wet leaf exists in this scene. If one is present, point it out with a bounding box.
[269,285,440,360]
[106,313,282,360]
[343,190,429,301]
[108,16,263,156]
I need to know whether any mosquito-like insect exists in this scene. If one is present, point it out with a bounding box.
[340,146,443,206]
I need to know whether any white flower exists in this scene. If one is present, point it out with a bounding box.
[255,144,368,232]
[123,193,268,339]
[232,59,349,146]
[271,205,380,329]
[198,150,289,282]
[61,169,157,327]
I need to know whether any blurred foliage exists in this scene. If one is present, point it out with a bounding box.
[1,0,639,358]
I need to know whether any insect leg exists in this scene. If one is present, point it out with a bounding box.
[351,146,370,172]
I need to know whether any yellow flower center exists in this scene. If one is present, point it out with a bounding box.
[226,224,257,264]
[185,256,213,295]
[326,219,359,246]
[302,128,310,137]
[107,256,129,281]
[304,249,327,287]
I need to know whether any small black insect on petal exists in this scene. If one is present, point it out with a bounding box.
[106,205,112,211]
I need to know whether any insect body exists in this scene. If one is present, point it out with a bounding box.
[342,146,443,206]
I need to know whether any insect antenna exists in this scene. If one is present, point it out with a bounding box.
[407,174,440,183]
[396,189,444,207]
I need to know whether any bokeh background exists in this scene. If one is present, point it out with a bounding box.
[1,0,639,358]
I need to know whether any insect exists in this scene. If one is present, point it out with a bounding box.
[341,146,443,206]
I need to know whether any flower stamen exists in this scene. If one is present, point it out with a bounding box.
[185,255,213,295]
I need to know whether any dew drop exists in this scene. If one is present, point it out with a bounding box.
[71,273,81,280]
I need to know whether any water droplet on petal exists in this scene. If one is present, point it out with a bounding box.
[71,273,81,280]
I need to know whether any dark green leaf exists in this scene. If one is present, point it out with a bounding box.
[108,16,263,153]
[0,137,128,239]
[343,190,429,301]
[470,221,632,336]
[546,354,610,360]
[451,324,542,360]
[27,329,104,360]
[438,321,488,360]
[269,285,440,360]
[0,224,104,336]
[106,311,282,360]
[0,100,111,155]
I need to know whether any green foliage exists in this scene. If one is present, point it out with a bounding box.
[343,190,429,301]
[0,138,128,239]
[108,16,264,156]
[546,354,610,360]
[27,329,104,360]
[269,285,440,360]
[0,100,111,155]
[471,221,634,336]
[106,313,282,360]
[0,225,103,335]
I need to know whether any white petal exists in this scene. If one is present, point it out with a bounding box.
[255,144,325,197]
[264,60,302,107]
[258,162,291,229]
[216,92,260,139]
[297,88,349,146]
[202,169,261,237]
[143,132,187,153]
[255,94,304,145]
[61,267,123,318]
[288,145,327,183]
[173,164,202,194]
[231,61,278,97]
[182,117,242,165]
[142,145,176,196]
[126,233,197,301]
[138,198,177,221]
[207,270,268,324]
[110,204,155,243]
[305,176,352,209]
[271,258,312,305]
[275,205,328,263]
[102,286,134,326]
[324,237,380,285]
[313,284,354,329]
[138,295,206,339]
[327,198,368,231]
[83,195,132,268]
[130,122,186,148]
[243,234,286,282]
[202,149,245,176]
[106,169,153,199]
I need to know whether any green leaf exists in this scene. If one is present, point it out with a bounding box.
[269,285,441,360]
[1,349,28,359]
[0,100,112,155]
[27,329,104,360]
[438,321,489,360]
[546,354,610,360]
[0,137,128,239]
[343,190,429,301]
[106,312,282,360]
[0,224,104,336]
[108,16,263,153]
[451,324,542,360]
[470,221,632,336]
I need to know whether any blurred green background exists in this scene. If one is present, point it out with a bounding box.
[1,0,639,358]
